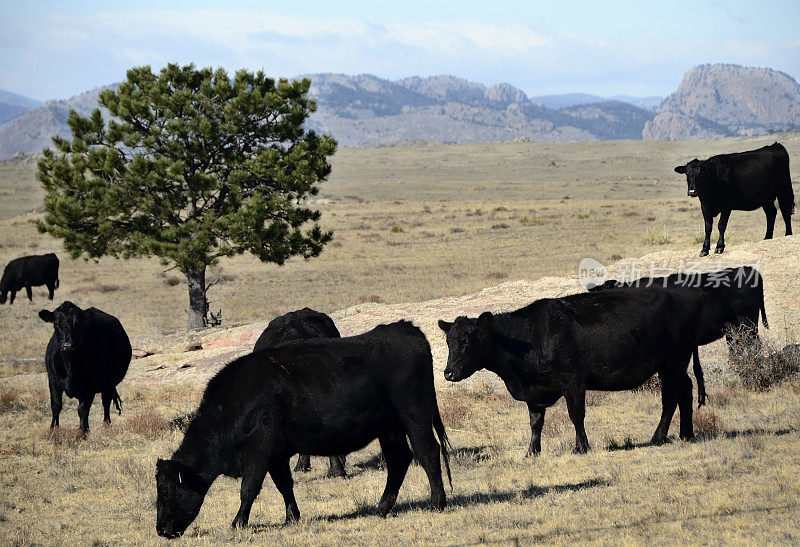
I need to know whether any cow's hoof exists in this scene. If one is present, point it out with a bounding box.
[714,247,724,254]
[699,250,709,257]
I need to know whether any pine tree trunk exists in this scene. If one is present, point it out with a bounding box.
[186,267,207,330]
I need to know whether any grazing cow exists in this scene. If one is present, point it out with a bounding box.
[254,307,347,478]
[156,321,451,538]
[39,301,131,433]
[0,253,59,304]
[589,266,768,362]
[675,142,794,256]
[439,288,702,456]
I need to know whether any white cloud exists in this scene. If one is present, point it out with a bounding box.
[2,9,799,101]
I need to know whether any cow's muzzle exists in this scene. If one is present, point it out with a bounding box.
[60,342,74,352]
[444,369,456,381]
[687,190,697,197]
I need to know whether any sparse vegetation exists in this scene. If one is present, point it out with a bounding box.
[2,136,800,542]
[727,325,800,391]
[641,232,674,245]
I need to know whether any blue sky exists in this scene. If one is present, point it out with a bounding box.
[2,0,799,101]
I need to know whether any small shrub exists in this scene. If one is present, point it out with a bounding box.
[609,253,623,261]
[693,408,723,440]
[46,427,83,445]
[163,276,181,287]
[621,211,639,217]
[438,396,469,429]
[0,390,21,412]
[491,223,510,230]
[493,206,509,212]
[641,232,674,245]
[519,216,545,225]
[450,227,465,233]
[708,385,740,407]
[389,224,404,233]
[646,216,656,222]
[125,409,170,438]
[727,325,800,390]
[574,211,591,219]
[486,271,508,280]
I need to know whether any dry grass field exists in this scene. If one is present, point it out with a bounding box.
[1,134,800,544]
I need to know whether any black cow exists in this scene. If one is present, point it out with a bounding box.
[39,301,131,433]
[1,253,59,304]
[254,307,347,478]
[675,142,794,256]
[156,321,451,538]
[439,288,702,456]
[589,266,769,367]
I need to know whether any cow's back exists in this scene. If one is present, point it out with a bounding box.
[254,308,340,351]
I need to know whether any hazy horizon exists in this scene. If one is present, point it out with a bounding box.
[1,0,799,102]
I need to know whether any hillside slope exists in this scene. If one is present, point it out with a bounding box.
[42,234,791,389]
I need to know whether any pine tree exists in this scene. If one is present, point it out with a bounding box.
[37,63,336,329]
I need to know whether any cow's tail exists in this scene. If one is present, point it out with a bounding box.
[432,399,453,491]
[55,277,59,289]
[692,347,706,407]
[112,388,122,415]
[760,297,769,329]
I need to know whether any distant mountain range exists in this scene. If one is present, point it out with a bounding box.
[1,63,799,159]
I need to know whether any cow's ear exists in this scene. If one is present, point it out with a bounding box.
[477,311,493,333]
[38,310,54,323]
[674,165,686,174]
[437,319,453,334]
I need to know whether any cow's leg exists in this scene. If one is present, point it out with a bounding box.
[325,455,347,478]
[563,388,589,453]
[763,201,777,239]
[77,394,95,435]
[293,454,311,473]
[377,432,413,516]
[9,290,16,304]
[715,210,731,254]
[526,403,546,457]
[700,208,713,257]
[101,391,113,424]
[25,286,32,301]
[231,460,270,528]
[405,417,446,511]
[49,382,63,428]
[651,372,679,445]
[778,193,793,236]
[270,458,301,524]
[677,372,694,441]
[46,282,55,300]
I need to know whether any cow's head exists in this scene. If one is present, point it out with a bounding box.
[39,301,87,354]
[674,159,704,197]
[39,301,86,354]
[155,459,210,539]
[438,312,495,382]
